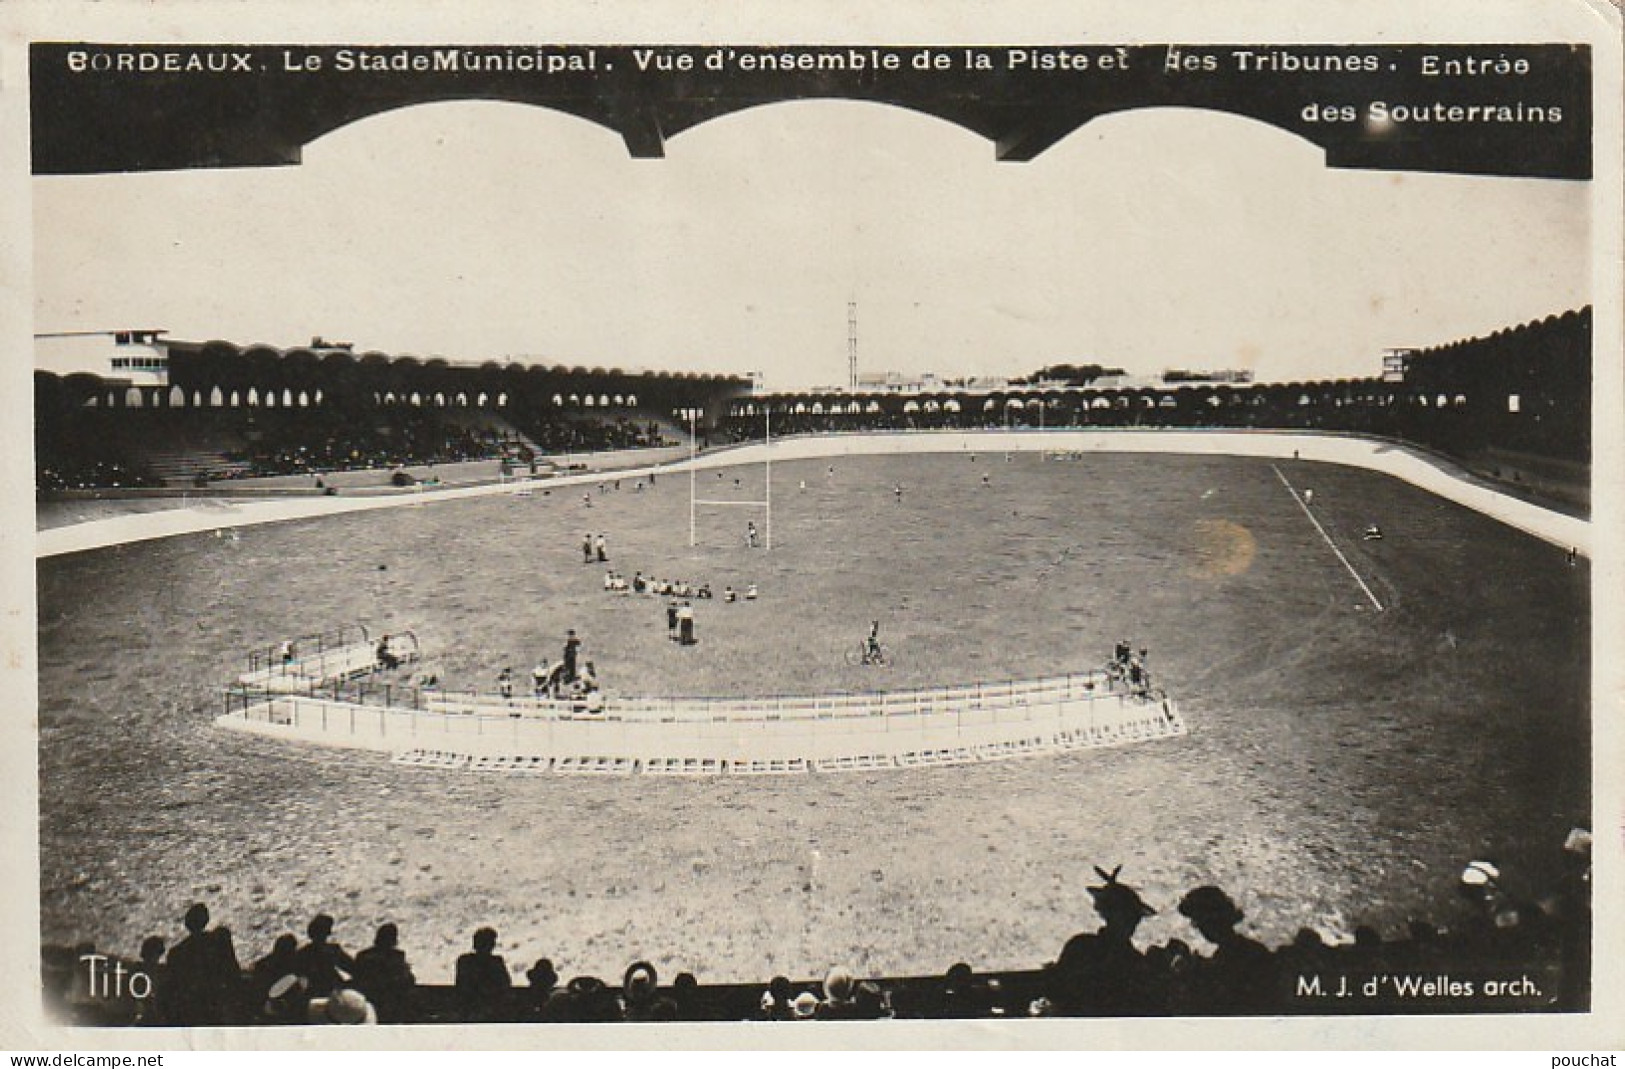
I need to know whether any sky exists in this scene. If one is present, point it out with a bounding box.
[33,99,1591,389]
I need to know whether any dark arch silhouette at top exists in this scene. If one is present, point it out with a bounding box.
[31,43,1589,179]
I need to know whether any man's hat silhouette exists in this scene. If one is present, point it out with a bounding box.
[1088,865,1156,919]
[1178,885,1244,927]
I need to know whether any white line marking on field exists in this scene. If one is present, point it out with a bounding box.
[1271,464,1385,613]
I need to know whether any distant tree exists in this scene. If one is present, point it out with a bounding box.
[1015,363,1123,386]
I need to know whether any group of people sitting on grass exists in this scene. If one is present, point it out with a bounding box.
[604,571,713,600]
[601,571,759,605]
[45,827,1589,1026]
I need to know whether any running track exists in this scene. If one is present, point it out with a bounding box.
[35,430,1590,560]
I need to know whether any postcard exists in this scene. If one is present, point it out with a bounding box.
[6,0,1621,1051]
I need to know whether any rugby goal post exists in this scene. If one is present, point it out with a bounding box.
[689,406,772,550]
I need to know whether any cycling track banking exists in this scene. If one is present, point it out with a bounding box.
[34,430,1592,560]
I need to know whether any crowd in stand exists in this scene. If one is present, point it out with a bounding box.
[42,832,1590,1026]
[37,409,675,492]
[212,412,517,480]
[511,415,670,456]
[36,458,164,492]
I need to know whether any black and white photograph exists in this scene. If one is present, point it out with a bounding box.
[5,0,1622,1051]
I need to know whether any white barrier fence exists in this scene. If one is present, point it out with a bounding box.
[216,671,1185,774]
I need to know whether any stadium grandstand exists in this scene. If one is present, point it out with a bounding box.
[722,308,1590,510]
[37,309,1589,506]
[34,335,752,491]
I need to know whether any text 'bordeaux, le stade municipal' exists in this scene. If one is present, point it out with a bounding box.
[63,45,1556,78]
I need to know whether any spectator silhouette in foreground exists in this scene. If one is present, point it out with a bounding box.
[249,934,301,1021]
[937,961,995,1018]
[1051,865,1158,1015]
[250,934,298,991]
[305,987,377,1025]
[293,914,355,1000]
[521,957,559,1021]
[1276,926,1336,978]
[352,923,416,1024]
[542,975,621,1023]
[165,903,242,1026]
[621,961,661,1022]
[259,974,308,1025]
[818,965,869,1020]
[670,971,707,1021]
[1177,885,1279,1014]
[454,927,512,1022]
[832,978,890,1020]
[133,936,169,1026]
[757,975,795,1021]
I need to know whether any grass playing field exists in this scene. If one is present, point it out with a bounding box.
[36,448,1589,984]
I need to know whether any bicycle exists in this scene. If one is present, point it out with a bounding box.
[845,640,893,667]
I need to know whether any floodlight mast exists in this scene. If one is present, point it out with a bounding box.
[765,405,772,551]
[689,408,697,548]
[848,300,858,392]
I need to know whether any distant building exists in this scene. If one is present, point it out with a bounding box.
[1162,368,1254,385]
[833,367,1263,394]
[850,371,938,393]
[1381,348,1415,383]
[35,329,170,383]
[1092,368,1254,391]
[307,336,355,353]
